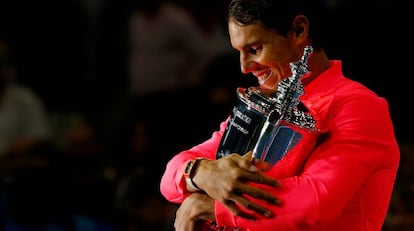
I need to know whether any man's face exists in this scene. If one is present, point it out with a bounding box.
[228,19,301,94]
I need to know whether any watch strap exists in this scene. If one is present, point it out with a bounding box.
[184,158,204,191]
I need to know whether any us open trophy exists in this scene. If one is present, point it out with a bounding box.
[216,45,319,171]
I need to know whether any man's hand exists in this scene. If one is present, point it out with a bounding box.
[192,151,281,219]
[174,193,215,231]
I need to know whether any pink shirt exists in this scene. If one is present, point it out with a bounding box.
[160,60,400,230]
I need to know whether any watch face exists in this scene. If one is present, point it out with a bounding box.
[185,160,194,176]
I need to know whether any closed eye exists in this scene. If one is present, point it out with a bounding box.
[248,46,262,55]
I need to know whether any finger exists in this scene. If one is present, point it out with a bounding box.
[223,199,257,220]
[227,152,259,172]
[233,195,275,218]
[241,172,280,188]
[242,151,253,159]
[236,184,282,206]
[250,157,260,165]
[174,216,196,231]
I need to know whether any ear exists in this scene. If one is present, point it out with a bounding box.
[292,15,309,44]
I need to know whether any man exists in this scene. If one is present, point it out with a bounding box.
[160,0,400,230]
[0,39,51,161]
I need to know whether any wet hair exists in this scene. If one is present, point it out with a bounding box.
[227,0,330,50]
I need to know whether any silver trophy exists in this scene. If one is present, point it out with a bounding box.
[216,45,319,171]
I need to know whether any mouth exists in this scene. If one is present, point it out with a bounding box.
[255,70,272,85]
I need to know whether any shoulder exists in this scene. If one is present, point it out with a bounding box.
[333,77,388,112]
[304,75,392,133]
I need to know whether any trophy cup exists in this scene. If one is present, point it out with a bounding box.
[216,45,319,171]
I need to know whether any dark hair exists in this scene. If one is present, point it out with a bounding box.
[227,0,330,50]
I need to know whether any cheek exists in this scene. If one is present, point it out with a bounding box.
[260,74,279,93]
[268,58,293,79]
[281,64,293,79]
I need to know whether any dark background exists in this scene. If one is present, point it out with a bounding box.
[0,0,410,142]
[0,0,412,230]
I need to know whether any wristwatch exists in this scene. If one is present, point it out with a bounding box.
[184,158,204,191]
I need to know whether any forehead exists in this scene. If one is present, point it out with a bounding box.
[228,20,277,49]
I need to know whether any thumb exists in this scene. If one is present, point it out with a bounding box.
[242,150,253,159]
[242,151,259,172]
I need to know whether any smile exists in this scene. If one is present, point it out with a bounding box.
[256,70,272,85]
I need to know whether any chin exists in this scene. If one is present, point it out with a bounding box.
[259,85,278,96]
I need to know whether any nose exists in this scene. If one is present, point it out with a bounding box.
[239,53,252,74]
